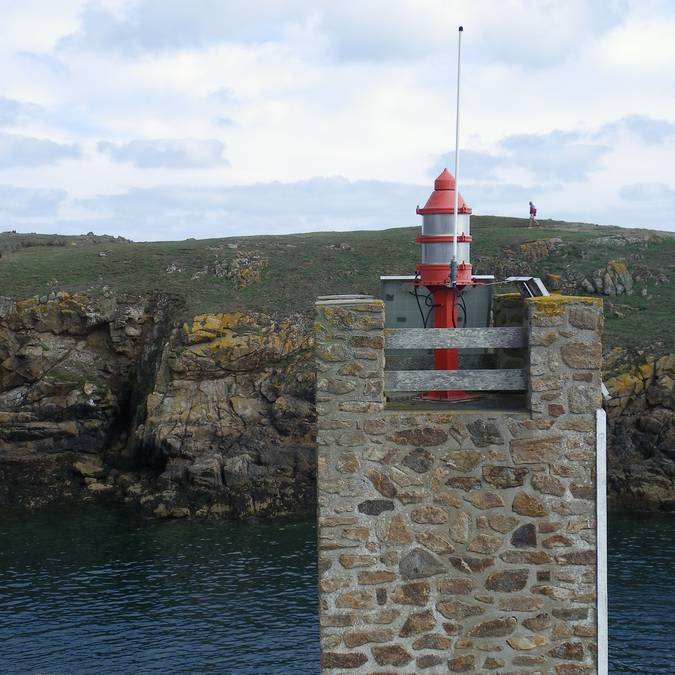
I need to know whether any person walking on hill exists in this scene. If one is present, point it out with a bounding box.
[528,201,539,228]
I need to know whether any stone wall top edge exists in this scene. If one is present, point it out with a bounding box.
[526,294,603,307]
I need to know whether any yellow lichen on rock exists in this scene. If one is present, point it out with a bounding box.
[493,293,522,301]
[180,311,311,369]
[638,362,655,380]
[606,371,641,398]
[656,354,675,374]
[607,259,627,274]
[527,294,602,317]
[11,292,99,334]
[182,312,256,344]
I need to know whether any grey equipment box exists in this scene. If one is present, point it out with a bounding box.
[380,275,494,371]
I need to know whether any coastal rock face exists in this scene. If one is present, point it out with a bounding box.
[605,353,675,511]
[0,294,316,517]
[0,292,170,508]
[136,311,316,517]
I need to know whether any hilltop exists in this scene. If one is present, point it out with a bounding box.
[1,216,673,355]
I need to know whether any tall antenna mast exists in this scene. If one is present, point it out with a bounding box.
[451,25,463,286]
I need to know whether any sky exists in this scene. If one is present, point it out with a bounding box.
[1,0,674,241]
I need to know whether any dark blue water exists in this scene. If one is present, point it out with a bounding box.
[0,507,673,674]
[608,511,675,674]
[0,508,319,674]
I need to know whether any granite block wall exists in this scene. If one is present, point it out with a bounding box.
[315,294,603,673]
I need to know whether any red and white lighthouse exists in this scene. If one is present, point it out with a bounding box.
[416,168,472,286]
[416,168,474,400]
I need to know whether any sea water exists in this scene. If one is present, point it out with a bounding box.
[0,507,673,673]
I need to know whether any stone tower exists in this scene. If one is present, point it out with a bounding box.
[314,293,605,673]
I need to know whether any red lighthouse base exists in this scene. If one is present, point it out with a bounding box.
[416,262,475,401]
[421,285,473,401]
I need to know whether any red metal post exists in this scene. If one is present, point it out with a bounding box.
[432,286,458,371]
[422,285,471,401]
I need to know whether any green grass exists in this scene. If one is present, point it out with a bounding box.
[600,280,674,354]
[1,217,673,355]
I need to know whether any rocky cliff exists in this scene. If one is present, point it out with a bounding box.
[0,292,169,507]
[605,352,675,510]
[136,311,316,517]
[0,293,315,517]
[1,291,673,517]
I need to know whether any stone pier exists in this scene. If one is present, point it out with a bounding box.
[315,294,603,673]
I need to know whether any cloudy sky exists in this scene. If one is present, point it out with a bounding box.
[1,0,674,240]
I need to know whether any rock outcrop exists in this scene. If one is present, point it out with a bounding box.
[580,258,634,296]
[518,237,563,263]
[605,353,675,511]
[213,250,269,287]
[0,292,175,508]
[0,293,315,518]
[136,311,316,518]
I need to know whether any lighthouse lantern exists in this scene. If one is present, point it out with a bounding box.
[416,169,472,286]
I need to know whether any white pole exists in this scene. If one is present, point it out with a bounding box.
[596,408,609,674]
[451,25,463,278]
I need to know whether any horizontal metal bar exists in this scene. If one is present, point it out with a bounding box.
[384,368,527,392]
[385,327,526,350]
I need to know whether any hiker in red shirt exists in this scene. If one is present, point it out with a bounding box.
[528,201,539,228]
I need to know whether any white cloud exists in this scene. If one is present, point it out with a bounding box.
[499,131,609,182]
[62,0,626,69]
[0,97,42,125]
[0,0,85,53]
[619,182,675,201]
[0,133,80,168]
[600,16,675,71]
[71,176,427,240]
[598,115,675,145]
[97,138,228,168]
[0,184,67,218]
[432,150,505,182]
[435,126,613,184]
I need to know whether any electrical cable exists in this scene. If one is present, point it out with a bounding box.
[412,285,429,328]
[412,284,437,329]
[413,281,476,330]
[458,290,468,326]
[424,293,435,328]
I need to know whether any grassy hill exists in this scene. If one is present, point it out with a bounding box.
[1,217,673,355]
